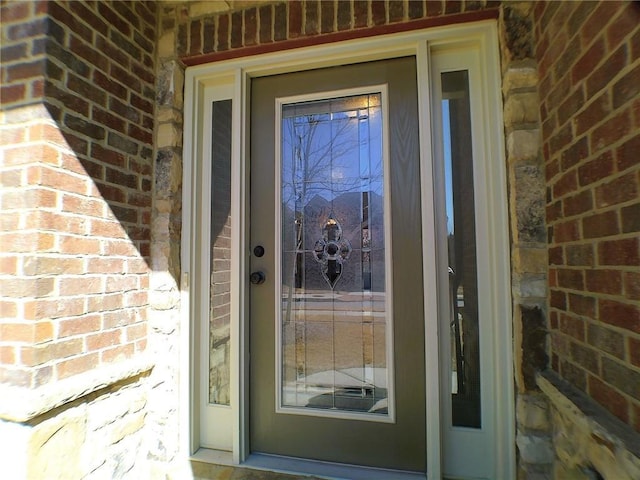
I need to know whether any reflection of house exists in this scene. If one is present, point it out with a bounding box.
[1,1,639,479]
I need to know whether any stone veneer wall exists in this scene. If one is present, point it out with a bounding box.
[1,1,156,478]
[532,1,640,478]
[498,3,554,477]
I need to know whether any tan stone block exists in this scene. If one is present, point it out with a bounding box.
[191,463,235,480]
[157,106,183,124]
[517,394,550,431]
[230,1,269,11]
[157,123,182,149]
[155,199,172,214]
[150,243,171,273]
[129,395,147,414]
[552,409,589,468]
[502,65,538,94]
[110,411,145,444]
[27,407,86,480]
[512,273,547,299]
[149,271,180,311]
[173,66,185,109]
[158,31,176,59]
[87,394,131,432]
[513,247,548,274]
[170,157,183,192]
[189,1,232,17]
[504,92,540,127]
[149,288,180,312]
[516,431,554,464]
[507,129,541,163]
[588,441,633,480]
[553,463,594,480]
[157,60,185,109]
[152,214,171,242]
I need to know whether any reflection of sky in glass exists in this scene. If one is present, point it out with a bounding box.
[279,94,389,415]
[443,100,454,234]
[281,95,383,210]
[280,93,386,291]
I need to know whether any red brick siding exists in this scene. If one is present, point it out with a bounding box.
[175,0,500,63]
[0,1,47,108]
[0,0,155,388]
[1,1,55,388]
[535,0,640,430]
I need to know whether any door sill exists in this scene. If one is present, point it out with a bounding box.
[243,453,426,480]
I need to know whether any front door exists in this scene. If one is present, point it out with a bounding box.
[249,58,426,471]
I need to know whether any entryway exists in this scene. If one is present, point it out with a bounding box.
[250,57,426,472]
[183,21,514,480]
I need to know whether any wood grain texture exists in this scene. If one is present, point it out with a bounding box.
[249,57,426,471]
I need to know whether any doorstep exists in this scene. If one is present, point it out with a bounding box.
[191,460,325,480]
[191,453,427,480]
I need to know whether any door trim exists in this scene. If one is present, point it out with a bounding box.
[181,20,514,479]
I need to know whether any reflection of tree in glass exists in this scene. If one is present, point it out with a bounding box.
[281,97,386,299]
[283,114,358,205]
[282,112,360,296]
[281,102,383,208]
[280,97,389,410]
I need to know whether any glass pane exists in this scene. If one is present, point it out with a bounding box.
[280,93,390,417]
[442,71,481,428]
[209,99,232,405]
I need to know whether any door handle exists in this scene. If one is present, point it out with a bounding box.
[250,271,266,285]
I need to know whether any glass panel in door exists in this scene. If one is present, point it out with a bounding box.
[279,94,393,419]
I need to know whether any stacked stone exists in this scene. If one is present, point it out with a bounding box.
[499,2,554,478]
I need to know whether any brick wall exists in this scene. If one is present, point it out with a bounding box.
[173,0,500,63]
[1,0,49,388]
[1,0,155,391]
[535,1,640,431]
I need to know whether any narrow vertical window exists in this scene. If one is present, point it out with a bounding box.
[209,99,232,405]
[442,71,481,428]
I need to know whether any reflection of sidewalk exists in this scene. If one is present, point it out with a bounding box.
[282,291,387,322]
[301,367,387,389]
[286,308,385,322]
[286,291,386,301]
[280,289,390,413]
[282,367,388,414]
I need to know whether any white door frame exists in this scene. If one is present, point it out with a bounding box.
[181,20,513,479]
